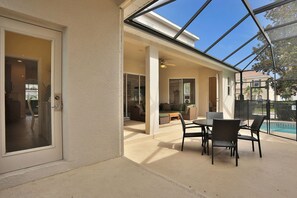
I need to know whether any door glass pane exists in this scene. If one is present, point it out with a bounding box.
[5,31,52,153]
[127,74,140,117]
[139,76,145,105]
[170,79,195,105]
[123,74,127,117]
[124,74,145,118]
[183,79,195,104]
[169,79,183,104]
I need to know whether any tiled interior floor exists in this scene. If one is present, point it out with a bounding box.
[5,116,49,152]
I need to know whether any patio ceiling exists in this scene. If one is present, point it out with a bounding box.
[124,37,205,70]
[124,0,297,74]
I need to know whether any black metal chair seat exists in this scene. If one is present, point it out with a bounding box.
[212,140,236,148]
[211,119,241,166]
[238,134,258,141]
[184,132,203,138]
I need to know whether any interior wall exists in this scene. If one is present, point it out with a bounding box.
[0,0,122,188]
[9,62,25,117]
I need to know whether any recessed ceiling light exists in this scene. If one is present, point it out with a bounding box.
[17,59,22,63]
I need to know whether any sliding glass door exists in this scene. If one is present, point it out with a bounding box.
[123,73,145,118]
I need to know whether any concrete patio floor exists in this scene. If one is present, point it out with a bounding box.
[1,119,297,198]
[125,120,297,198]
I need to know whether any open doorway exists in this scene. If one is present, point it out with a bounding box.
[209,77,217,112]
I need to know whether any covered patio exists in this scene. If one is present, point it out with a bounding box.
[1,121,297,197]
[0,0,296,196]
[124,0,297,137]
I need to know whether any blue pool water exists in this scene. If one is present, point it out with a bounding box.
[261,122,296,134]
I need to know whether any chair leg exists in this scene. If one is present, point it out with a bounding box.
[235,146,238,166]
[201,134,204,147]
[31,116,35,130]
[258,140,262,158]
[207,137,209,155]
[181,136,185,151]
[211,145,214,165]
[252,140,255,151]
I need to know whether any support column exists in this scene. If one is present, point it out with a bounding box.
[145,46,159,135]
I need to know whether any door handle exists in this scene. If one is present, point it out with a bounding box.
[51,93,63,111]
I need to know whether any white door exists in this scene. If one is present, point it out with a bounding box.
[0,17,62,173]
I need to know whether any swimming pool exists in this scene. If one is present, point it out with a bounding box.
[261,122,296,134]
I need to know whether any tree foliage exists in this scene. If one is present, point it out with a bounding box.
[252,1,297,99]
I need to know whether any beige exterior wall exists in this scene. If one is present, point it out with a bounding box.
[221,70,235,118]
[196,68,218,116]
[0,0,123,188]
[124,58,145,75]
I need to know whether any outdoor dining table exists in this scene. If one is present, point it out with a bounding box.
[192,119,247,155]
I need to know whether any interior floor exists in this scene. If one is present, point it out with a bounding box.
[5,115,49,152]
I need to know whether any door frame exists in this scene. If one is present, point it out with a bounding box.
[0,16,63,173]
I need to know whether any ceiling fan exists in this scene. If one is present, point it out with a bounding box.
[159,58,176,69]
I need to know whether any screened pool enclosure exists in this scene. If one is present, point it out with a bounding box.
[125,0,297,140]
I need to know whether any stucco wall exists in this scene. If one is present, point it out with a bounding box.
[124,58,145,75]
[221,70,235,118]
[196,68,218,116]
[0,0,122,187]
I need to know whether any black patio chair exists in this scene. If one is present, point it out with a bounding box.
[205,112,224,154]
[238,115,266,158]
[211,119,241,166]
[206,112,224,120]
[206,112,223,133]
[179,113,204,152]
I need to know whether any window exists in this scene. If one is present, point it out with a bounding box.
[25,83,38,100]
[169,79,195,104]
[252,80,261,87]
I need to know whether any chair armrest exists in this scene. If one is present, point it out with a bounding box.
[240,125,250,129]
[185,124,202,129]
[185,123,194,125]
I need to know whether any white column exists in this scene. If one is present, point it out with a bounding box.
[145,46,159,135]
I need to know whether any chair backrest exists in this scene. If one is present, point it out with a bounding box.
[206,112,223,120]
[179,113,186,132]
[27,98,35,116]
[212,119,240,142]
[251,115,266,132]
